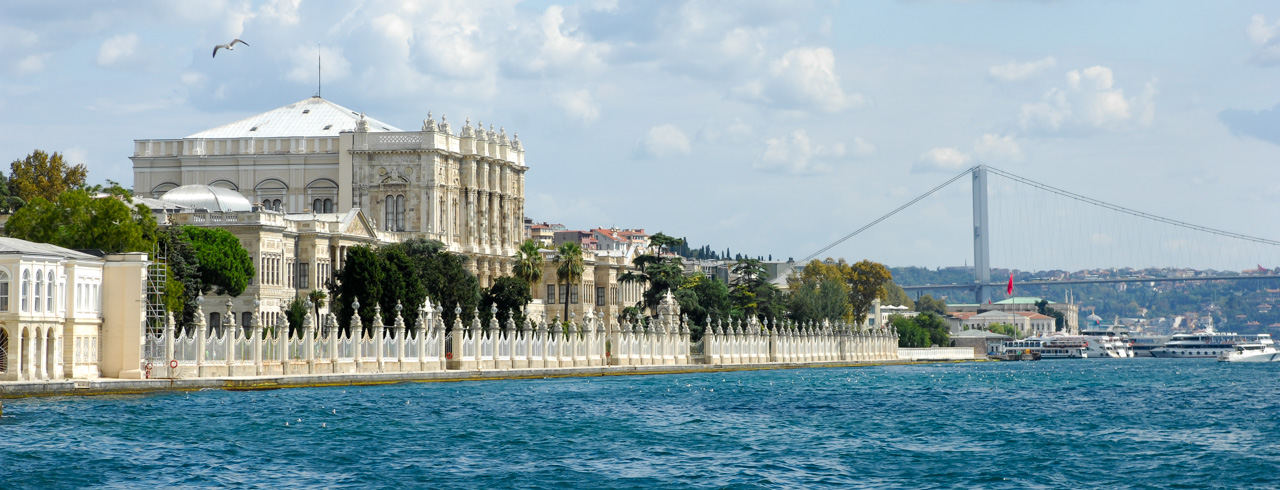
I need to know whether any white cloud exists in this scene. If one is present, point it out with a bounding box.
[851,136,877,157]
[973,133,1023,163]
[1019,65,1156,133]
[15,54,47,75]
[638,124,692,158]
[62,147,89,167]
[96,33,138,67]
[740,47,864,113]
[556,89,600,124]
[1248,14,1278,45]
[1247,14,1280,65]
[697,117,752,143]
[754,130,858,175]
[988,56,1056,82]
[912,147,972,174]
[519,5,609,74]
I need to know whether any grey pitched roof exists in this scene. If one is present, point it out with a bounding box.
[0,238,99,260]
[186,96,401,139]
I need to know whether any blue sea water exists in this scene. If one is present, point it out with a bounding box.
[3,359,1280,488]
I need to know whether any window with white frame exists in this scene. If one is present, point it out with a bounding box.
[0,270,9,312]
[35,270,43,313]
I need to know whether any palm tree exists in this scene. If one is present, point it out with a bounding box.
[513,239,544,293]
[308,289,327,327]
[553,241,584,322]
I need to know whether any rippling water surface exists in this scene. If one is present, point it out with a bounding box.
[4,359,1280,488]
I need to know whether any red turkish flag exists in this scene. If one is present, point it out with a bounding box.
[1006,272,1014,296]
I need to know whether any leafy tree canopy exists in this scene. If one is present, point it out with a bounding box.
[481,276,534,326]
[6,184,157,253]
[9,149,87,204]
[181,226,254,297]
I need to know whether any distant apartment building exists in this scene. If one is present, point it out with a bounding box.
[529,222,564,247]
[592,228,649,253]
[553,230,597,251]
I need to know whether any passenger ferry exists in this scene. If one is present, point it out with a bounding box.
[1002,335,1089,359]
[1150,330,1256,359]
[1217,334,1279,363]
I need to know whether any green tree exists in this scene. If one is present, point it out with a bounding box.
[481,276,534,326]
[848,259,893,326]
[788,276,848,325]
[1035,299,1067,332]
[553,241,584,321]
[674,273,733,340]
[893,312,950,348]
[648,232,685,254]
[730,257,785,322]
[308,289,327,326]
[883,281,914,310]
[915,294,948,316]
[285,295,309,336]
[512,239,544,289]
[331,245,383,335]
[181,226,254,297]
[987,322,1024,339]
[5,185,157,253]
[0,173,22,213]
[9,150,87,204]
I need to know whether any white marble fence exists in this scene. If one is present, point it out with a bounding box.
[148,291,901,379]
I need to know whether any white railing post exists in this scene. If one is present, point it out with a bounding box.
[394,301,406,372]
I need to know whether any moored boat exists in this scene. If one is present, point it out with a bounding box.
[1217,334,1280,362]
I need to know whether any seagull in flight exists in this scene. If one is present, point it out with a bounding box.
[212,39,249,58]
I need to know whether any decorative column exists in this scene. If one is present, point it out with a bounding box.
[327,312,339,373]
[305,300,317,374]
[195,296,207,377]
[413,299,428,372]
[252,300,263,376]
[276,311,288,370]
[164,312,176,378]
[224,299,237,372]
[373,304,385,372]
[501,313,515,370]
[448,306,464,370]
[352,299,364,372]
[394,301,406,372]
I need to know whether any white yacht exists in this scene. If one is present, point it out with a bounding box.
[1150,330,1248,359]
[1002,335,1088,359]
[1078,328,1131,358]
[1217,334,1280,363]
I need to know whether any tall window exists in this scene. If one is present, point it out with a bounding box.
[560,285,568,306]
[47,277,54,312]
[596,287,605,307]
[0,270,9,312]
[385,194,406,231]
[570,285,579,304]
[21,270,29,312]
[34,270,43,313]
[547,285,556,304]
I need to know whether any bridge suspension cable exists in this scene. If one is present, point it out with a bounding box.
[800,166,976,263]
[984,166,1280,248]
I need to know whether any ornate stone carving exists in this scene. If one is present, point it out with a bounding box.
[422,111,436,131]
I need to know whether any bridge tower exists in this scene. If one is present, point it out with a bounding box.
[972,166,991,304]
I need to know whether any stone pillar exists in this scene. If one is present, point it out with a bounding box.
[164,312,176,378]
[351,299,364,372]
[276,313,288,371]
[252,304,263,376]
[224,299,237,372]
[305,302,317,374]
[195,297,207,377]
[448,306,464,370]
[327,312,339,373]
[413,300,427,372]
[373,304,385,372]
[394,301,406,371]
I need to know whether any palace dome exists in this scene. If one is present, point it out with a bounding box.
[159,185,254,212]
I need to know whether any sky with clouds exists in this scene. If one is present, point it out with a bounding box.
[2,0,1280,271]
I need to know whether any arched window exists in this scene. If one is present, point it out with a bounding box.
[385,194,395,231]
[21,270,29,312]
[151,182,179,199]
[34,270,43,313]
[47,276,55,313]
[395,195,406,231]
[0,270,9,312]
[306,178,338,214]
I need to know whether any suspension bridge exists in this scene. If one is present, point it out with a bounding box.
[802,165,1280,303]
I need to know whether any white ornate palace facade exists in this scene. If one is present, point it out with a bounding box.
[131,96,528,285]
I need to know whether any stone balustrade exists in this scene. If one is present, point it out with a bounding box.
[148,292,907,379]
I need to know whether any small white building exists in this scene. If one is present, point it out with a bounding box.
[0,238,149,381]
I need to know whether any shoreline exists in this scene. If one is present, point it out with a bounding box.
[0,358,992,399]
